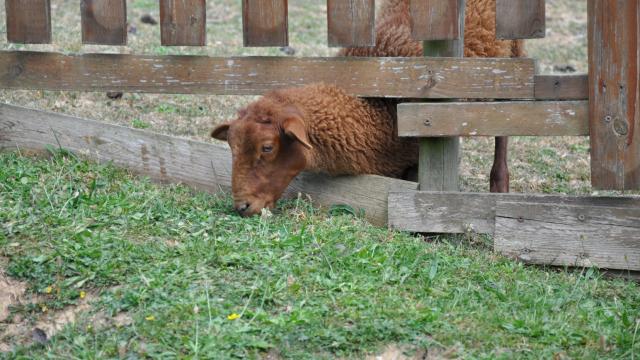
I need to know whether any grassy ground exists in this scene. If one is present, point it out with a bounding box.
[1,152,639,359]
[1,0,639,358]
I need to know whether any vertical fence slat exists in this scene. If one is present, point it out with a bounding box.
[5,0,51,44]
[81,0,127,45]
[418,0,464,192]
[160,0,206,46]
[409,0,459,41]
[242,0,288,47]
[327,0,375,47]
[588,0,640,190]
[496,0,545,39]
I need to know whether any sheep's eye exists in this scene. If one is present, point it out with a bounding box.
[262,145,273,153]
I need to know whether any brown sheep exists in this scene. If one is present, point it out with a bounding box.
[211,84,418,216]
[340,0,525,193]
[212,0,524,216]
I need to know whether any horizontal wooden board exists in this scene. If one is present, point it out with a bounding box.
[0,103,417,226]
[397,101,588,137]
[160,0,206,46]
[81,0,127,45]
[388,191,640,234]
[6,0,51,44]
[496,0,546,40]
[534,75,588,100]
[0,52,535,98]
[495,201,640,271]
[327,0,375,47]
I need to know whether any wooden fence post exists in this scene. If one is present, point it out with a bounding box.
[410,0,464,191]
[588,0,639,190]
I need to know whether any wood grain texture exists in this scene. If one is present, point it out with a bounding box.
[160,0,206,46]
[327,0,375,47]
[588,0,639,190]
[409,0,460,40]
[496,0,546,39]
[81,0,127,45]
[534,75,588,100]
[388,191,640,234]
[417,0,465,192]
[5,0,51,44]
[495,201,640,271]
[0,52,535,98]
[0,103,417,226]
[397,101,589,137]
[242,0,288,47]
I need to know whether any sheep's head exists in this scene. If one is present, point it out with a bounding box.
[211,100,312,217]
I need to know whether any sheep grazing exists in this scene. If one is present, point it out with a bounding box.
[211,84,418,216]
[341,0,525,193]
[212,0,524,216]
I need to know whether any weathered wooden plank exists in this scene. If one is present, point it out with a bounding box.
[495,201,640,271]
[397,101,589,137]
[534,75,588,100]
[81,0,127,45]
[5,0,51,44]
[0,52,535,98]
[409,0,460,40]
[418,0,465,192]
[242,0,288,47]
[388,191,640,234]
[588,0,639,190]
[327,0,375,47]
[0,103,417,226]
[496,0,546,39]
[160,0,206,46]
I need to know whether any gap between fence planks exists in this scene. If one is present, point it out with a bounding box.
[409,0,460,40]
[81,0,127,45]
[495,0,545,39]
[327,0,375,47]
[5,0,51,44]
[0,52,535,99]
[242,0,288,47]
[0,103,416,226]
[495,201,640,271]
[397,101,588,137]
[388,191,640,234]
[160,0,206,46]
[588,0,639,190]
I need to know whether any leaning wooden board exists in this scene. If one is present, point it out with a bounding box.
[495,201,640,271]
[389,191,640,234]
[0,103,416,226]
[0,52,535,99]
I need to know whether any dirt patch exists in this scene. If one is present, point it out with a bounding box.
[365,344,460,360]
[0,277,132,353]
[0,269,26,323]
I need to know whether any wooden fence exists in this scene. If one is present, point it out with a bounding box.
[0,0,638,275]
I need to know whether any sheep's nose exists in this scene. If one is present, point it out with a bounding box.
[235,202,250,215]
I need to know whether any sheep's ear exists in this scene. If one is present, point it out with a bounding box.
[282,116,312,150]
[211,123,230,141]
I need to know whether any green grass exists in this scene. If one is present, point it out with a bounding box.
[1,152,639,359]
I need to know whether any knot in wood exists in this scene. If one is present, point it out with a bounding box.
[604,115,612,123]
[577,214,586,222]
[423,118,432,127]
[8,63,23,79]
[517,216,525,223]
[613,118,629,136]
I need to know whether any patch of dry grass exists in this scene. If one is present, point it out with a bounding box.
[0,0,616,195]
